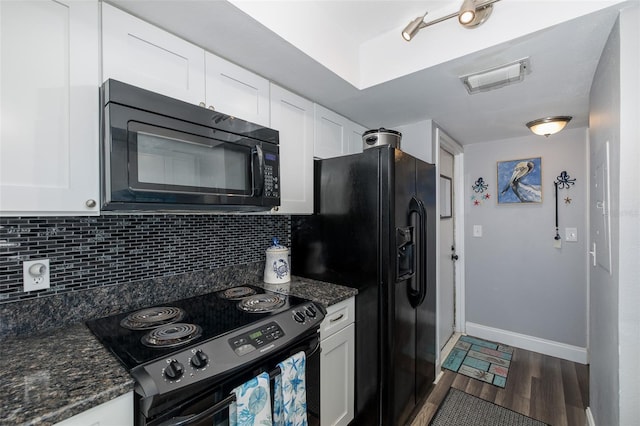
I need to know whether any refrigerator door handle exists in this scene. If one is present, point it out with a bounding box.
[408,196,427,308]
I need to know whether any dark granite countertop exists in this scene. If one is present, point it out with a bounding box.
[0,323,134,426]
[259,276,358,308]
[0,274,356,426]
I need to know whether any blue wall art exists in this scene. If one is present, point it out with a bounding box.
[497,157,542,204]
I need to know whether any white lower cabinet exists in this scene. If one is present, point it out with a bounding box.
[320,298,355,426]
[53,392,133,426]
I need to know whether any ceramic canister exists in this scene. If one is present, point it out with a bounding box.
[264,240,291,284]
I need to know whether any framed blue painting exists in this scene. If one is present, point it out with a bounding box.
[497,157,542,204]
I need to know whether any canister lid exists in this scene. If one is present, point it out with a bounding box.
[266,237,288,252]
[363,128,402,137]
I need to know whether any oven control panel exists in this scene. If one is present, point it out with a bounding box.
[230,321,284,356]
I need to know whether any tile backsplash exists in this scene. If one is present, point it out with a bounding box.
[0,215,290,304]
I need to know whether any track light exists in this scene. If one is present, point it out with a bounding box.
[526,116,573,137]
[402,12,428,41]
[458,0,477,25]
[401,0,501,41]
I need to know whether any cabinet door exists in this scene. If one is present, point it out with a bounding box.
[346,122,366,155]
[0,0,100,215]
[102,3,205,105]
[314,105,366,159]
[54,392,133,426]
[321,324,355,426]
[269,84,314,214]
[313,104,346,159]
[205,53,270,126]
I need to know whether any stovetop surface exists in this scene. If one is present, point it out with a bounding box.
[86,285,310,370]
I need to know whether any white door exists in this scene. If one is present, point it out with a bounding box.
[438,147,456,349]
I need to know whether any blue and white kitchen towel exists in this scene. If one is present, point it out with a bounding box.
[230,371,273,426]
[273,351,307,426]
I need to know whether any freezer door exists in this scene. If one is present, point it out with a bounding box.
[291,148,383,425]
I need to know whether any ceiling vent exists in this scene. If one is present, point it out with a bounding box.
[460,57,531,94]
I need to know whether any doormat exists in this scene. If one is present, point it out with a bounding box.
[442,335,513,388]
[429,387,548,426]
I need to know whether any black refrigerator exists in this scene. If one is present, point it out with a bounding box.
[291,145,436,425]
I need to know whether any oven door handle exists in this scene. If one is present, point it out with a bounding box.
[157,340,321,426]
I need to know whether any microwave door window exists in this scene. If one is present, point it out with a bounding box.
[129,126,251,196]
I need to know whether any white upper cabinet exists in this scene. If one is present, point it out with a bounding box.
[205,53,270,126]
[314,104,365,159]
[102,5,269,126]
[269,84,314,214]
[0,0,100,215]
[347,123,366,155]
[102,3,205,105]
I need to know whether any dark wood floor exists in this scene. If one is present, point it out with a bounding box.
[410,346,590,426]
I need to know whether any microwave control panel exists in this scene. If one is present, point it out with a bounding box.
[263,151,280,199]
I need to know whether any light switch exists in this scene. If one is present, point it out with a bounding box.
[473,225,483,238]
[565,227,578,242]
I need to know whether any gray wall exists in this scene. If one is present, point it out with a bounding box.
[463,128,588,347]
[588,3,639,425]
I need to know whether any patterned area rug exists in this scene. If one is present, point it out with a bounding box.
[442,335,513,387]
[429,388,548,426]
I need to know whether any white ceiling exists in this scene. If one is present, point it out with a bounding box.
[108,0,627,145]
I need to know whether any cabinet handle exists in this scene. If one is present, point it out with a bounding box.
[272,206,279,212]
[85,199,96,208]
[199,102,206,107]
[208,105,215,111]
[329,313,344,323]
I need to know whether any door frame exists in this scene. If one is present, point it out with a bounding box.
[434,126,465,368]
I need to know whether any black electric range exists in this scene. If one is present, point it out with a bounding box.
[86,285,325,408]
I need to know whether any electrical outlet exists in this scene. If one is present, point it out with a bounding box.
[23,259,50,292]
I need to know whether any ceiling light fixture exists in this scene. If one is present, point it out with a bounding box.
[402,0,501,41]
[460,57,531,94]
[526,116,573,137]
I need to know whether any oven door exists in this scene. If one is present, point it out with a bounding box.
[140,331,320,426]
[103,103,279,211]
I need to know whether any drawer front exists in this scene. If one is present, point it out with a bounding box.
[321,297,355,340]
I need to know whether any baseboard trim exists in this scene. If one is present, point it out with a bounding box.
[465,322,588,364]
[585,407,596,426]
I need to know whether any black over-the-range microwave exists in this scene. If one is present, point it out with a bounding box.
[100,79,280,212]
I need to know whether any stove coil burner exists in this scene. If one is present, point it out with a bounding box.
[141,323,203,348]
[238,294,286,313]
[120,307,185,330]
[219,286,257,300]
